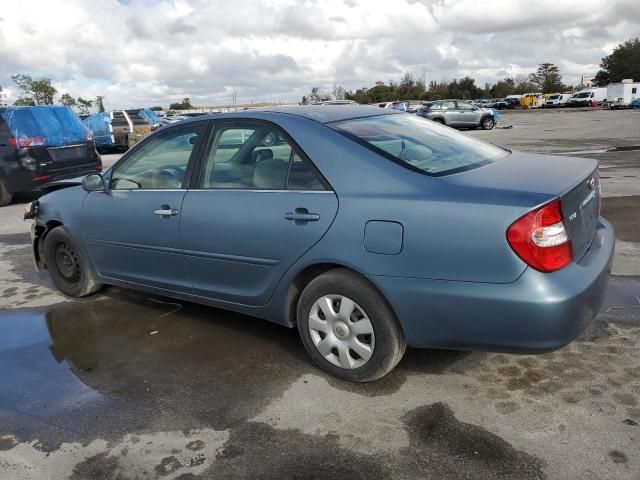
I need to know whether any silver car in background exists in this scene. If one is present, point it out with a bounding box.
[416,100,496,129]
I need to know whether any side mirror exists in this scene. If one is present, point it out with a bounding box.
[82,174,105,192]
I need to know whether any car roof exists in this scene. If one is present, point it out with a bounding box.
[178,105,400,126]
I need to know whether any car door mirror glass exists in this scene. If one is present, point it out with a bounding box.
[82,174,105,192]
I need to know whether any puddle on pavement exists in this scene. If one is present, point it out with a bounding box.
[0,290,309,449]
[0,288,472,451]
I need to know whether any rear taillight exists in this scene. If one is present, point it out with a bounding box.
[506,199,572,272]
[9,136,46,148]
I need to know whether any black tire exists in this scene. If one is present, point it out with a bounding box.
[0,179,13,207]
[432,118,445,125]
[44,226,102,298]
[297,268,406,382]
[481,116,495,130]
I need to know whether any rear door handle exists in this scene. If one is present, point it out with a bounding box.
[285,208,320,223]
[154,205,178,216]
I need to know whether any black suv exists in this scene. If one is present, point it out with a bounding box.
[0,106,101,206]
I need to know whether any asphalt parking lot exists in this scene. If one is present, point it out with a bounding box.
[1,109,639,479]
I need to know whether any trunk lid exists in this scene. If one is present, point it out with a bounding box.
[442,150,600,261]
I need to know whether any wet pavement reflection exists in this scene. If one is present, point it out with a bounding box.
[0,289,309,449]
[0,288,475,451]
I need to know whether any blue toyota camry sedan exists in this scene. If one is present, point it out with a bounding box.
[26,105,614,382]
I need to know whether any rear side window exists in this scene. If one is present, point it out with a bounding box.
[0,106,89,147]
[330,114,509,176]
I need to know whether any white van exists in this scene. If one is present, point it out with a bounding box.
[606,80,640,108]
[544,93,573,107]
[568,88,607,107]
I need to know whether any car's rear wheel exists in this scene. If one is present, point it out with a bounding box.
[481,116,495,130]
[44,226,102,298]
[297,268,406,382]
[432,118,445,125]
[0,179,13,207]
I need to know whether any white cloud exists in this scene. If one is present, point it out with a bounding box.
[0,0,637,109]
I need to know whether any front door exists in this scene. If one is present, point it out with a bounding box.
[180,122,338,306]
[82,122,206,292]
[455,101,479,126]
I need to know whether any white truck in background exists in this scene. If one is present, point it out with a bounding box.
[606,80,640,109]
[544,93,573,107]
[568,87,607,107]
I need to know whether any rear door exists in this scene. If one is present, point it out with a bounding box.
[180,120,338,306]
[83,122,207,292]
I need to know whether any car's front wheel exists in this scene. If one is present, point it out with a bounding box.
[481,116,495,130]
[297,269,406,382]
[44,226,102,298]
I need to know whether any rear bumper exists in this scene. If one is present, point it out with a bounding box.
[371,219,614,353]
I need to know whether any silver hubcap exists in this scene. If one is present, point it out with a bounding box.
[308,294,375,369]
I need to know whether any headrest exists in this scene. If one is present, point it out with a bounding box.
[251,148,274,163]
[253,158,287,189]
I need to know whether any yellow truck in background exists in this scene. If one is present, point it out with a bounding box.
[520,93,544,108]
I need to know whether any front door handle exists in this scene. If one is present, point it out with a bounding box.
[285,208,320,224]
[154,205,178,216]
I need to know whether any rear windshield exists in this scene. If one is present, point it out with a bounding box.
[1,106,89,147]
[330,113,509,176]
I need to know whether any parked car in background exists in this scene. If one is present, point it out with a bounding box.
[544,93,573,107]
[83,108,162,151]
[160,114,189,125]
[606,80,640,109]
[0,106,101,206]
[384,101,407,112]
[631,98,640,109]
[568,88,607,107]
[418,100,497,129]
[26,105,613,381]
[485,98,510,109]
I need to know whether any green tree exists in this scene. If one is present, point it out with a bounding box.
[14,97,35,106]
[490,78,515,98]
[11,74,57,105]
[77,97,93,115]
[59,93,77,108]
[150,106,163,111]
[529,63,564,93]
[169,97,193,110]
[421,80,447,100]
[96,95,105,113]
[594,37,640,86]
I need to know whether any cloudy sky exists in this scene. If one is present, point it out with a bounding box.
[0,0,638,109]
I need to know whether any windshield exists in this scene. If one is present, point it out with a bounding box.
[574,92,591,98]
[330,113,509,176]
[549,95,560,100]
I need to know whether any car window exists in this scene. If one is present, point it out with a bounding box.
[110,125,203,190]
[199,124,327,191]
[287,153,326,190]
[200,125,291,189]
[456,102,475,111]
[441,101,456,110]
[330,114,509,176]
